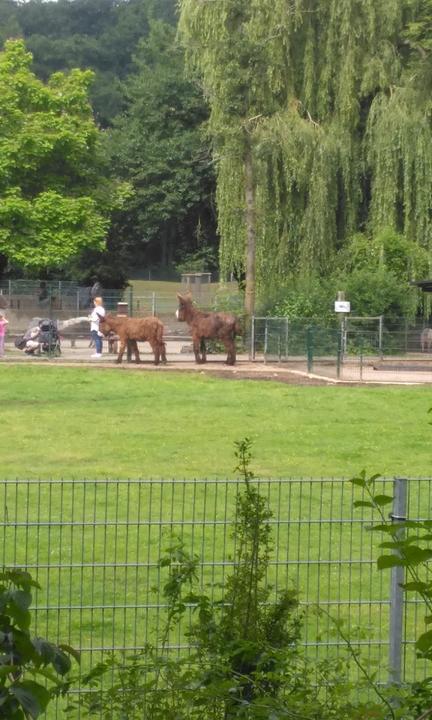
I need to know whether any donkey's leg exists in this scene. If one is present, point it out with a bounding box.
[200,337,207,363]
[223,339,236,365]
[160,342,167,364]
[192,335,203,363]
[116,339,127,364]
[130,339,140,363]
[149,339,160,365]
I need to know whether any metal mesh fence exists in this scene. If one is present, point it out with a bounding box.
[251,317,432,382]
[0,477,429,717]
[0,284,236,341]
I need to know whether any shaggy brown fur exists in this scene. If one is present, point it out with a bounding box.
[176,293,241,365]
[99,314,167,365]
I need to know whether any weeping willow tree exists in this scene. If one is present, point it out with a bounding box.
[366,0,432,253]
[178,0,431,313]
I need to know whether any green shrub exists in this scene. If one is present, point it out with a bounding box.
[0,569,78,719]
[70,440,384,720]
[262,274,336,324]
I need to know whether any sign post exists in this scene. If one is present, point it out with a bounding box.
[334,292,350,365]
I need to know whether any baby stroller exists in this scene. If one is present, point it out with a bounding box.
[15,318,61,356]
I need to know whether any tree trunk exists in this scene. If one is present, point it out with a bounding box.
[244,144,256,318]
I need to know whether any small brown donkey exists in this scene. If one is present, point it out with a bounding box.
[99,314,167,364]
[176,293,241,365]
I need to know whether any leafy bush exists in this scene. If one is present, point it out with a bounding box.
[337,228,429,282]
[260,228,425,324]
[350,470,432,719]
[338,267,413,320]
[0,568,78,719]
[334,228,425,320]
[70,440,383,720]
[262,274,336,324]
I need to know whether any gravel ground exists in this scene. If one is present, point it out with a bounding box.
[4,339,432,385]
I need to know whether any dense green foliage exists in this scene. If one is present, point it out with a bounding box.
[0,0,217,283]
[179,0,432,307]
[1,0,432,311]
[350,470,432,718]
[105,21,217,276]
[0,569,76,719]
[0,39,123,273]
[0,0,176,127]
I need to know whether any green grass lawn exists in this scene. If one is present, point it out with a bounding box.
[1,366,431,714]
[1,365,431,478]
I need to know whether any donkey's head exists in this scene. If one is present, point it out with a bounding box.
[175,293,193,322]
[98,313,115,336]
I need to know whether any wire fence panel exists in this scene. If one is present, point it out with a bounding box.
[0,477,429,717]
[250,317,432,382]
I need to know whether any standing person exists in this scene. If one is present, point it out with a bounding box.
[0,313,8,357]
[89,297,105,359]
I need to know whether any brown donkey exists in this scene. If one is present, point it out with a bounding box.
[176,293,241,365]
[99,314,167,365]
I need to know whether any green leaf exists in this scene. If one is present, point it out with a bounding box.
[371,494,393,507]
[51,648,71,676]
[32,638,55,664]
[58,643,80,665]
[10,680,50,718]
[401,581,429,592]
[7,604,31,631]
[10,591,32,612]
[416,630,432,654]
[350,476,367,488]
[377,554,405,570]
[403,546,432,566]
[353,500,375,509]
[369,523,395,533]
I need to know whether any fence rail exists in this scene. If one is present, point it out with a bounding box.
[1,475,430,717]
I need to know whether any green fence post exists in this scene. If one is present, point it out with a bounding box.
[336,330,342,379]
[307,326,314,373]
[129,286,134,316]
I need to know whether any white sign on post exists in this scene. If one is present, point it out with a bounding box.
[334,301,351,313]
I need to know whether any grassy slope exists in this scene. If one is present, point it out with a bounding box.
[1,366,431,479]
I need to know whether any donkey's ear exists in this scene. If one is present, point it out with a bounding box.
[177,293,183,301]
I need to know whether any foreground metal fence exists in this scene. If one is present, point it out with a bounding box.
[0,476,430,716]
